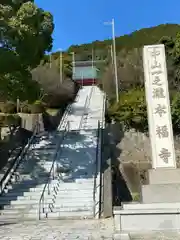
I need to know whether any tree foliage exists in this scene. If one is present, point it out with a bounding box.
[0,0,54,101]
[108,88,180,133]
[68,24,180,54]
[31,57,75,108]
[108,88,148,131]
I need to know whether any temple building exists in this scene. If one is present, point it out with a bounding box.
[72,60,101,86]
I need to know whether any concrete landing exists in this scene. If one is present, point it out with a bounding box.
[114,204,180,232]
[0,218,114,239]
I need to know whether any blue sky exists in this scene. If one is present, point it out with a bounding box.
[35,0,180,52]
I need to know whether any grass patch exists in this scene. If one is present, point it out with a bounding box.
[46,108,59,116]
[132,192,141,202]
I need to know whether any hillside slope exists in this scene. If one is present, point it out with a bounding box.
[67,24,180,55]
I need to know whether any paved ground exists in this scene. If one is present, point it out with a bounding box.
[0,219,114,239]
[130,232,180,240]
[1,218,180,239]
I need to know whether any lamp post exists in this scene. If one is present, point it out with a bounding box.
[81,72,84,87]
[71,52,75,80]
[59,49,63,84]
[49,54,52,69]
[92,48,94,85]
[104,18,119,102]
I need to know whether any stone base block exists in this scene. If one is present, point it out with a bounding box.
[113,205,180,232]
[148,168,180,184]
[142,183,180,203]
[122,202,180,210]
[113,232,130,240]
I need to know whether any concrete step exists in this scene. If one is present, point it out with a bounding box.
[56,186,94,191]
[3,188,55,198]
[7,199,53,205]
[5,185,57,193]
[3,202,50,210]
[50,206,93,213]
[0,209,28,215]
[46,210,94,219]
[0,214,24,220]
[54,191,93,198]
[6,179,48,187]
[75,178,98,183]
[17,195,54,201]
[122,202,180,210]
[0,212,42,220]
[52,201,94,208]
[1,206,94,215]
[13,179,58,186]
[17,169,52,175]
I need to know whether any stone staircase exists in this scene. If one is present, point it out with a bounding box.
[0,86,105,223]
[0,132,62,221]
[44,177,100,220]
[38,87,103,220]
[39,129,101,220]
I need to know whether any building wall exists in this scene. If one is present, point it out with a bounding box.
[75,79,97,86]
[73,66,97,80]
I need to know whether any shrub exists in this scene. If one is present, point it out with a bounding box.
[0,115,21,127]
[0,102,16,114]
[0,115,6,127]
[5,115,21,127]
[29,103,45,114]
[171,92,180,132]
[108,88,148,131]
[108,87,180,133]
[20,101,30,113]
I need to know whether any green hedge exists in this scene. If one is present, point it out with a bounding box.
[108,88,180,133]
[0,102,17,114]
[0,115,21,127]
[0,101,46,114]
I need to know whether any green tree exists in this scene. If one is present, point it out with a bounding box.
[0,0,54,100]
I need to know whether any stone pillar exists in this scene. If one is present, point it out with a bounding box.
[142,44,180,203]
[143,44,176,169]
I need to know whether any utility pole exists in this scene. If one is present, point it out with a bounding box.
[104,18,119,102]
[60,50,63,84]
[110,44,114,65]
[49,54,52,68]
[81,72,84,87]
[92,48,94,85]
[71,52,75,80]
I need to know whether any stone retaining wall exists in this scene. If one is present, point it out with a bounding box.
[111,123,180,198]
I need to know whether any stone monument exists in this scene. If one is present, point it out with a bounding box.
[113,44,180,234]
[143,44,176,169]
[142,44,180,203]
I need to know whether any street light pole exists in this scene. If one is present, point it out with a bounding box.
[110,44,113,65]
[49,54,52,69]
[59,49,63,84]
[112,19,119,102]
[104,18,119,102]
[81,72,83,87]
[71,52,75,79]
[92,48,95,85]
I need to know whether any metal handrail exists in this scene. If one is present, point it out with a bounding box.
[38,120,69,220]
[93,120,101,217]
[57,88,80,131]
[78,95,89,130]
[92,91,106,217]
[38,90,80,219]
[0,122,39,195]
[78,86,94,130]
